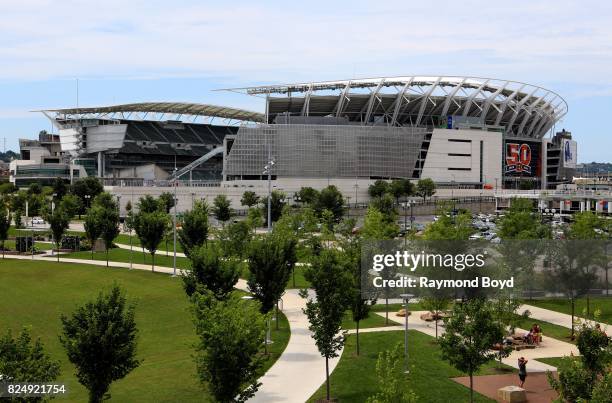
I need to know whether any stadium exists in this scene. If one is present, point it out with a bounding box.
[11,75,577,198]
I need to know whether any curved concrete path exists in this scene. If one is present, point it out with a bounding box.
[2,253,338,403]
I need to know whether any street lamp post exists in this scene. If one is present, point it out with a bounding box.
[172,169,178,277]
[400,293,414,373]
[263,158,275,232]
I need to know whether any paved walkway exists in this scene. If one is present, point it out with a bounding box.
[1,253,337,403]
[375,311,578,372]
[520,304,609,331]
[453,373,558,403]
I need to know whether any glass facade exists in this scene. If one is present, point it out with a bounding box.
[224,124,426,179]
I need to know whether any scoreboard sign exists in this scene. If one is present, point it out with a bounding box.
[504,140,541,177]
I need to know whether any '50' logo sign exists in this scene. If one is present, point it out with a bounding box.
[505,143,532,174]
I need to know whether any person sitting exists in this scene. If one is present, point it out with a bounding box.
[531,324,542,346]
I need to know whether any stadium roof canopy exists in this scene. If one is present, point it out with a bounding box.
[39,102,265,123]
[220,76,568,138]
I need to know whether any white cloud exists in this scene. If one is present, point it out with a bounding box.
[1,0,612,91]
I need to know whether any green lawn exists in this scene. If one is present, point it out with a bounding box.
[59,247,192,270]
[534,356,577,368]
[113,234,186,253]
[341,311,391,330]
[524,298,612,325]
[514,315,578,344]
[308,330,512,403]
[0,260,289,402]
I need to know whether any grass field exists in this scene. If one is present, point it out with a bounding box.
[308,330,512,403]
[341,311,391,330]
[534,356,577,368]
[0,260,289,402]
[60,247,192,270]
[524,298,612,325]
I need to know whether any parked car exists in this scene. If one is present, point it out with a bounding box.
[32,217,45,225]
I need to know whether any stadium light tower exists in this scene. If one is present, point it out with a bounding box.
[172,167,178,277]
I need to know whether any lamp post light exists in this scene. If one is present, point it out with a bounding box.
[263,158,275,232]
[400,293,414,373]
[84,194,91,208]
[172,169,178,277]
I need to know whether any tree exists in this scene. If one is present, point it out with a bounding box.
[52,177,68,200]
[368,180,390,199]
[0,328,61,386]
[135,211,168,272]
[498,198,549,239]
[157,192,175,213]
[547,357,595,403]
[247,233,297,337]
[389,178,414,203]
[218,220,252,258]
[302,249,351,401]
[212,194,233,224]
[315,185,345,222]
[240,191,260,208]
[297,187,319,205]
[71,177,103,214]
[98,199,120,267]
[137,195,161,214]
[365,343,418,403]
[60,285,140,403]
[84,206,102,260]
[439,299,505,403]
[0,210,9,259]
[178,200,209,258]
[416,178,436,201]
[245,207,263,230]
[370,194,397,223]
[567,211,607,240]
[59,194,82,220]
[191,291,266,402]
[261,190,286,225]
[421,296,450,339]
[182,243,240,299]
[48,208,70,262]
[361,207,398,240]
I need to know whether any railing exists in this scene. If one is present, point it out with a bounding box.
[103,178,221,188]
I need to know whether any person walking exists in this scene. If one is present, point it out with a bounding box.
[518,357,528,388]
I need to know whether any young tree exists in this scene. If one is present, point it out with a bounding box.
[315,185,345,222]
[48,208,70,262]
[178,200,209,258]
[98,200,120,267]
[135,211,168,272]
[421,296,450,339]
[124,200,135,267]
[157,192,175,213]
[0,328,61,385]
[361,207,398,240]
[182,243,240,299]
[52,176,68,200]
[59,194,82,220]
[365,343,418,403]
[84,206,102,259]
[240,190,260,208]
[439,299,505,403]
[191,291,266,402]
[416,178,436,201]
[137,195,161,214]
[498,198,549,239]
[302,249,351,401]
[260,190,286,225]
[389,178,414,204]
[218,220,252,259]
[368,180,390,199]
[71,177,103,214]
[0,210,9,258]
[247,233,297,337]
[245,207,263,231]
[370,194,398,223]
[297,186,319,205]
[60,285,140,403]
[212,194,233,224]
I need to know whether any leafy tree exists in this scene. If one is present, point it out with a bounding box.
[84,206,102,259]
[245,207,263,230]
[315,185,344,222]
[13,209,23,229]
[439,299,505,403]
[218,220,252,258]
[59,194,82,220]
[137,195,161,214]
[48,207,70,262]
[182,243,240,299]
[240,191,260,208]
[178,200,209,258]
[575,318,611,375]
[158,192,175,214]
[368,180,390,199]
[365,343,418,403]
[71,177,103,213]
[416,178,436,201]
[423,210,474,240]
[135,211,168,272]
[297,187,319,205]
[261,190,286,225]
[0,328,61,386]
[60,285,140,403]
[361,207,398,240]
[302,249,351,401]
[52,177,68,200]
[567,211,607,240]
[247,233,297,336]
[212,194,233,224]
[389,178,414,203]
[370,193,397,223]
[498,198,549,239]
[421,296,450,339]
[27,182,42,197]
[191,291,266,403]
[547,357,594,402]
[0,210,9,258]
[98,199,120,267]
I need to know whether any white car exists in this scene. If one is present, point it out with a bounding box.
[31,217,45,225]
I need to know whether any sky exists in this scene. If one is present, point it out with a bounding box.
[1,0,611,162]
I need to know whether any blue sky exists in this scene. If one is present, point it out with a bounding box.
[1,0,612,162]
